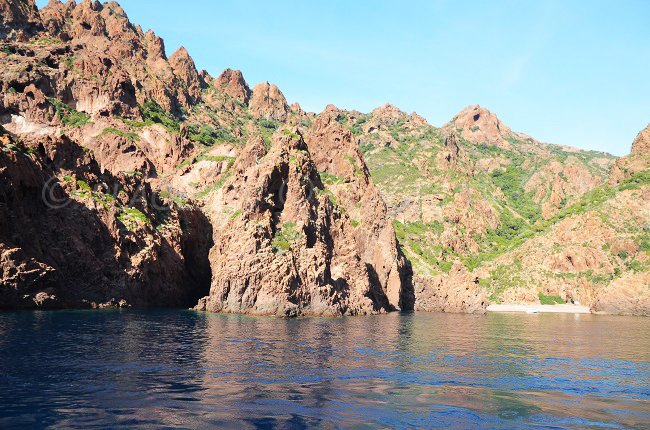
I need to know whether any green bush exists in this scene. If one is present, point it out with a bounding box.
[619,169,650,190]
[491,166,541,222]
[320,171,345,185]
[139,100,180,132]
[118,207,149,231]
[48,98,90,128]
[351,114,370,135]
[100,127,139,141]
[187,123,233,146]
[538,293,564,305]
[271,221,304,254]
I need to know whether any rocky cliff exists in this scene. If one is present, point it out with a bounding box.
[0,0,647,315]
[0,0,411,315]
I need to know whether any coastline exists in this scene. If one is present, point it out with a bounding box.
[486,304,592,314]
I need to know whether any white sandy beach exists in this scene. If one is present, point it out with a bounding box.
[486,304,592,314]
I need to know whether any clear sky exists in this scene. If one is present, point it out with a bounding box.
[36,0,650,156]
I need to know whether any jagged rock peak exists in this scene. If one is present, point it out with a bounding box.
[169,45,202,100]
[445,104,519,148]
[324,104,340,113]
[144,29,166,60]
[215,68,251,104]
[631,123,650,156]
[290,102,305,116]
[453,104,511,133]
[371,103,406,123]
[249,82,290,121]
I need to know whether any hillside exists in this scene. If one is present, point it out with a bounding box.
[0,0,648,315]
[341,104,648,314]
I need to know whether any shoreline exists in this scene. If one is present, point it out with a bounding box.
[486,304,592,314]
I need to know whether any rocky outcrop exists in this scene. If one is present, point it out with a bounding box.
[0,132,212,309]
[0,0,646,317]
[445,104,520,149]
[631,124,650,156]
[214,68,251,104]
[0,0,42,40]
[592,271,650,316]
[305,105,414,311]
[195,129,395,316]
[414,262,488,313]
[610,124,650,183]
[249,82,289,121]
[168,46,203,105]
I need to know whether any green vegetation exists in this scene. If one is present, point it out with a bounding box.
[196,173,231,198]
[64,55,74,69]
[314,186,339,206]
[48,98,91,128]
[281,128,299,139]
[619,169,650,191]
[118,116,148,129]
[538,293,564,305]
[320,171,345,185]
[76,180,92,192]
[351,114,370,135]
[478,261,527,303]
[491,165,541,223]
[138,100,180,132]
[255,118,278,148]
[196,154,235,167]
[394,221,452,274]
[118,207,149,231]
[271,221,304,253]
[29,37,60,46]
[187,123,233,146]
[100,127,138,141]
[335,113,349,126]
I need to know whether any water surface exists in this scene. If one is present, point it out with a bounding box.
[0,310,648,429]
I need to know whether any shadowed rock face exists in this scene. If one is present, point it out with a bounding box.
[0,0,41,40]
[0,134,212,309]
[305,106,414,311]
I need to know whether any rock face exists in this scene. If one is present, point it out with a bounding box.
[631,124,650,156]
[591,271,650,316]
[414,262,488,313]
[215,68,251,104]
[610,124,650,183]
[0,0,41,40]
[0,133,212,309]
[445,104,520,149]
[249,82,290,121]
[195,129,399,316]
[305,105,414,311]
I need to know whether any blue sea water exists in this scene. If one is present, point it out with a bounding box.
[0,310,648,429]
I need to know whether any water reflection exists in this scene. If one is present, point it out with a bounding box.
[0,310,648,429]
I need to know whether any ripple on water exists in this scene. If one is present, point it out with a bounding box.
[0,310,648,429]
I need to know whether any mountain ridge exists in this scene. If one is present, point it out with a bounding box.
[1,0,647,315]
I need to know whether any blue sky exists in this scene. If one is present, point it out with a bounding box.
[37,1,650,155]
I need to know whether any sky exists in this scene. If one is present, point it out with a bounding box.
[36,0,650,156]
